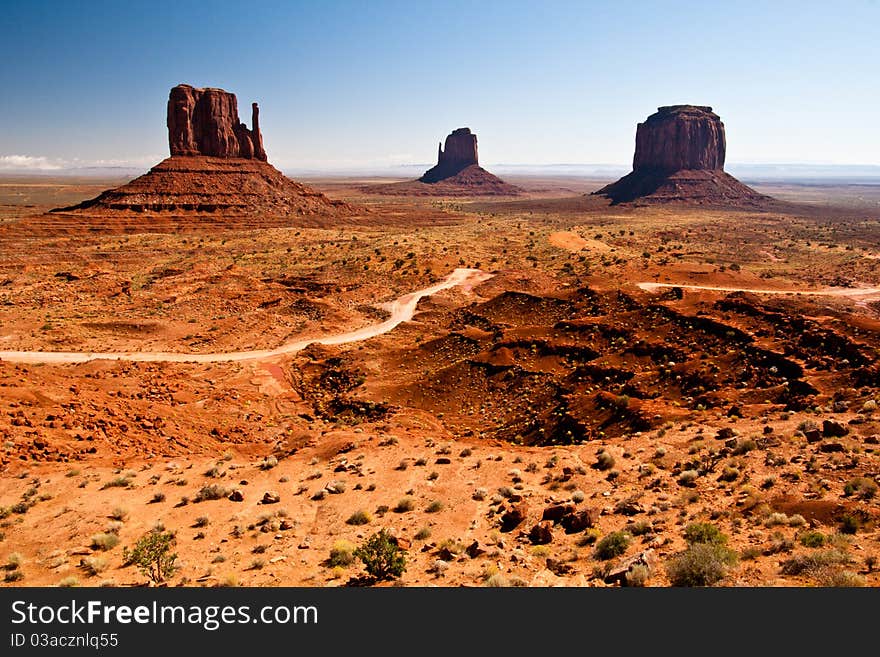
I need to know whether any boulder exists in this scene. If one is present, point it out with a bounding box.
[529,521,554,545]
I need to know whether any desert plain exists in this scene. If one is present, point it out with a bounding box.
[1,172,879,588]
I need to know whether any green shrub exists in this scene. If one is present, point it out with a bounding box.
[666,543,738,586]
[798,530,828,548]
[123,530,177,584]
[840,514,862,534]
[353,529,406,580]
[594,531,631,560]
[683,522,728,546]
[425,500,444,513]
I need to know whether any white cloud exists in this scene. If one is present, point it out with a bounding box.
[0,154,162,172]
[0,155,67,170]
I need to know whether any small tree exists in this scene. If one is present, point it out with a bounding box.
[354,529,406,580]
[123,530,177,584]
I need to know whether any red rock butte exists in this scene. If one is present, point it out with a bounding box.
[51,84,355,223]
[595,105,766,205]
[365,127,521,196]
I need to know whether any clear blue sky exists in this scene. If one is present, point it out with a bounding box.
[1,0,878,170]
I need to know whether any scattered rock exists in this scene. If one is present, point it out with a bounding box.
[529,521,554,545]
[465,540,486,558]
[500,500,529,531]
[261,491,281,504]
[561,509,596,533]
[542,502,576,523]
[822,419,849,437]
[228,489,244,502]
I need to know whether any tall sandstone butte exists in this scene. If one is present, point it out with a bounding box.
[595,105,765,205]
[51,84,354,224]
[167,84,266,160]
[420,127,479,183]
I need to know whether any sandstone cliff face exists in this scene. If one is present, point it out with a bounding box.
[633,105,725,172]
[420,128,480,183]
[167,84,266,160]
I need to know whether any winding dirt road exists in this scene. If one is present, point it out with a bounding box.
[637,281,880,299]
[0,268,493,365]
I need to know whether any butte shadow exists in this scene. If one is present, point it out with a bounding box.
[50,84,358,225]
[362,127,523,197]
[594,105,768,206]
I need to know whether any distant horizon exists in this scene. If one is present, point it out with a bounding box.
[1,1,878,172]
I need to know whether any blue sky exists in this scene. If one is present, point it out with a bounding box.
[1,0,878,170]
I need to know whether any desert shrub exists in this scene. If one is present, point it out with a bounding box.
[393,497,415,513]
[731,439,757,455]
[109,507,129,522]
[843,477,878,500]
[193,516,210,528]
[5,553,24,570]
[840,514,862,534]
[683,522,728,546]
[571,490,586,503]
[787,514,807,527]
[816,569,865,587]
[719,466,739,482]
[780,550,852,576]
[626,564,650,587]
[100,476,131,490]
[677,470,699,486]
[594,531,631,560]
[625,520,653,536]
[354,529,406,580]
[58,576,79,587]
[259,456,278,470]
[484,573,510,587]
[123,530,177,584]
[414,527,432,541]
[346,510,372,526]
[798,530,828,548]
[90,533,120,551]
[666,543,738,586]
[150,492,166,504]
[4,570,24,583]
[425,500,444,513]
[764,512,789,527]
[595,450,616,471]
[82,556,108,576]
[194,484,230,502]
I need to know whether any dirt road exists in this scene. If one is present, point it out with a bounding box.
[0,268,493,365]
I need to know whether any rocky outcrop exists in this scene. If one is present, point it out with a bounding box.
[595,105,766,205]
[364,127,521,196]
[420,128,479,182]
[52,84,357,224]
[167,84,266,160]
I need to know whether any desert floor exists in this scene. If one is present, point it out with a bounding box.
[1,174,879,587]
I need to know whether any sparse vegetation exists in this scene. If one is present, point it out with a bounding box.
[594,531,631,560]
[123,530,177,584]
[354,529,406,580]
